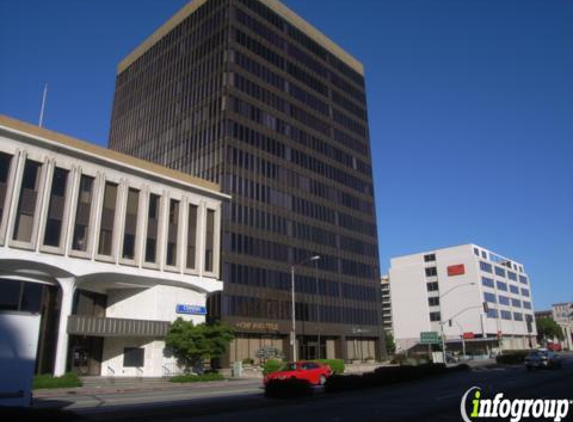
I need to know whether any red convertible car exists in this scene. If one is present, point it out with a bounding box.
[264,361,333,386]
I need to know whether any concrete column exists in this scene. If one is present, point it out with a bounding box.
[53,277,75,376]
[337,335,347,361]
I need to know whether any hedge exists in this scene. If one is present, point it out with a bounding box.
[313,359,345,374]
[33,372,82,390]
[263,359,284,375]
[325,363,469,393]
[170,372,225,383]
[496,350,530,365]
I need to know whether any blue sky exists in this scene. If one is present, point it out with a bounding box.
[0,0,571,309]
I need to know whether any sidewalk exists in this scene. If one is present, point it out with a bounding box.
[33,378,259,398]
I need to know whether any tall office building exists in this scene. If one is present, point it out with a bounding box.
[109,0,382,362]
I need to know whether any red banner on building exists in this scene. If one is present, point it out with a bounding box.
[447,264,466,276]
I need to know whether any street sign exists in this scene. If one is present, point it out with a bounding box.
[420,331,440,345]
[176,304,207,315]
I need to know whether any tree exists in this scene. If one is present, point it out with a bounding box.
[536,316,564,344]
[165,318,235,373]
[384,331,396,355]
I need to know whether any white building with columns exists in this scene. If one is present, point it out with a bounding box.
[389,244,537,354]
[0,115,228,377]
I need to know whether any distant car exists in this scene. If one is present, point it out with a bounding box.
[525,350,562,370]
[264,361,333,386]
[547,343,562,352]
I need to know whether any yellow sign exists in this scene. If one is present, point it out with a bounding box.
[236,321,279,331]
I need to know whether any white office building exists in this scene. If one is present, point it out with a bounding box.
[389,244,537,354]
[380,275,393,334]
[0,115,228,377]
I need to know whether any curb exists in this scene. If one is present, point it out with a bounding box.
[33,379,259,398]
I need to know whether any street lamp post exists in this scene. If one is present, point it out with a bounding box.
[453,320,466,359]
[291,255,320,362]
[438,283,475,364]
[314,259,321,360]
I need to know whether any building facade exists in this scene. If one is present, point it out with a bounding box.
[552,302,573,349]
[389,244,537,354]
[536,303,573,350]
[0,115,227,376]
[380,275,392,334]
[108,0,382,362]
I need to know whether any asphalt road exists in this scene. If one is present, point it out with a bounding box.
[28,354,573,422]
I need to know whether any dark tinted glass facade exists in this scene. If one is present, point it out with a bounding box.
[109,0,382,361]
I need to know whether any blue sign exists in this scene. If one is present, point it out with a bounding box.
[176,304,207,315]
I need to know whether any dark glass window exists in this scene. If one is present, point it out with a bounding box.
[518,275,528,285]
[482,277,494,288]
[514,312,524,322]
[499,295,510,305]
[507,271,517,281]
[98,182,118,256]
[426,282,439,292]
[510,284,519,294]
[479,261,493,273]
[424,254,436,262]
[186,204,198,269]
[484,292,497,303]
[496,281,508,291]
[0,279,21,310]
[0,152,14,224]
[425,267,437,277]
[501,310,512,320]
[494,266,506,277]
[122,188,139,260]
[429,311,441,322]
[72,175,94,251]
[43,167,69,247]
[145,194,160,263]
[205,209,215,272]
[486,308,499,319]
[428,297,440,307]
[123,347,144,367]
[511,298,522,308]
[13,159,42,243]
[166,199,179,266]
[20,282,43,313]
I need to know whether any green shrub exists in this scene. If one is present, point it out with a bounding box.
[33,372,82,390]
[496,350,529,365]
[263,359,284,375]
[313,359,345,374]
[242,358,254,365]
[170,372,225,383]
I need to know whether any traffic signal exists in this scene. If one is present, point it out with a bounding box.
[483,301,489,313]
